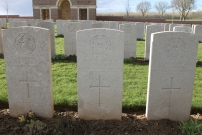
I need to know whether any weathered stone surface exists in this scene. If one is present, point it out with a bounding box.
[3,27,54,118]
[0,23,3,54]
[37,21,55,57]
[146,32,198,121]
[135,22,144,39]
[120,23,137,59]
[77,29,124,120]
[144,25,164,60]
[8,18,15,23]
[100,21,109,28]
[173,26,193,33]
[27,19,41,26]
[9,21,28,28]
[81,20,94,30]
[64,22,81,56]
[92,23,102,28]
[109,21,118,30]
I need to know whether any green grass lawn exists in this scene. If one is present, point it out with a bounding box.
[0,36,202,110]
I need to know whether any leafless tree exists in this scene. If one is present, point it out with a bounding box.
[125,0,131,21]
[136,1,151,17]
[171,0,196,21]
[4,1,9,23]
[154,1,170,17]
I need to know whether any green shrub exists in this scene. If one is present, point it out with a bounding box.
[179,119,202,135]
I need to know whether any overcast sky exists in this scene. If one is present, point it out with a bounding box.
[0,0,201,16]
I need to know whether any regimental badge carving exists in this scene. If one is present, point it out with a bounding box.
[165,38,185,60]
[15,33,36,55]
[90,35,110,46]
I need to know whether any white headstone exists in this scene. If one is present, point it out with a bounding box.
[109,21,118,30]
[182,24,191,27]
[164,23,170,31]
[81,20,93,30]
[144,25,164,60]
[193,25,202,42]
[146,31,198,121]
[173,26,193,33]
[27,19,41,26]
[120,23,137,59]
[56,20,65,35]
[144,22,152,32]
[135,22,144,39]
[0,23,3,54]
[77,29,124,120]
[100,21,109,28]
[169,24,182,31]
[1,18,7,29]
[9,21,28,28]
[3,26,54,118]
[64,22,81,56]
[92,23,103,28]
[38,22,56,57]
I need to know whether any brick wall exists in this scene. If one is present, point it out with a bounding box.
[0,15,19,18]
[71,9,78,20]
[33,0,96,6]
[89,8,96,20]
[33,0,57,6]
[33,9,40,19]
[96,16,166,23]
[51,9,58,21]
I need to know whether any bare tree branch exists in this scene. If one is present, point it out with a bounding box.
[125,0,131,21]
[4,1,9,23]
[136,1,151,17]
[154,1,170,17]
[171,0,196,21]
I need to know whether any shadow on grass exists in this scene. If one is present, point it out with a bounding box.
[196,61,202,67]
[0,53,4,59]
[52,54,77,63]
[124,57,149,66]
[137,38,145,41]
[55,34,64,38]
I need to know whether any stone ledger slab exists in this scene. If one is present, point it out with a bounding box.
[146,32,198,121]
[77,29,124,120]
[3,27,54,118]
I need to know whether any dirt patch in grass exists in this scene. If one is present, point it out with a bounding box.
[1,106,202,135]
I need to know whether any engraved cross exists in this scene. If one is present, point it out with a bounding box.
[19,71,37,98]
[162,77,181,108]
[90,76,110,106]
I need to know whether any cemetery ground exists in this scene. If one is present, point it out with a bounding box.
[1,33,202,134]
